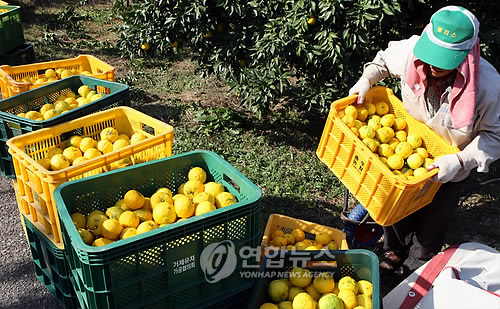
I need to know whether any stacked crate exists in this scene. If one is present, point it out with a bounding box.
[0,5,36,66]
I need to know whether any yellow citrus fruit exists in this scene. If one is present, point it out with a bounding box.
[423,157,434,169]
[362,138,378,152]
[142,197,152,212]
[192,191,215,206]
[350,127,359,137]
[260,304,278,309]
[177,183,185,194]
[105,206,124,220]
[215,191,237,208]
[71,212,86,229]
[338,289,358,309]
[100,127,119,143]
[113,138,130,151]
[377,143,394,158]
[414,147,428,159]
[50,154,70,170]
[395,130,407,142]
[42,109,59,120]
[151,192,174,209]
[289,267,312,288]
[292,229,306,242]
[195,201,216,216]
[292,293,315,309]
[392,118,407,131]
[54,100,70,113]
[188,167,207,183]
[77,97,89,106]
[338,276,358,293]
[342,115,356,128]
[318,293,344,309]
[413,167,428,177]
[130,132,146,144]
[72,156,88,166]
[97,139,114,154]
[380,113,395,127]
[375,127,392,143]
[64,97,77,105]
[89,93,103,102]
[136,220,159,235]
[363,102,376,115]
[287,286,305,301]
[152,202,177,224]
[86,213,107,237]
[86,90,96,100]
[272,229,285,239]
[141,42,150,50]
[133,208,153,222]
[355,106,369,121]
[272,236,288,247]
[101,218,123,240]
[123,189,145,210]
[47,147,63,158]
[155,187,173,197]
[367,117,381,130]
[277,301,293,309]
[174,194,195,218]
[327,241,338,250]
[294,242,307,250]
[313,272,335,293]
[119,210,140,228]
[315,232,331,246]
[204,182,225,198]
[305,245,319,251]
[84,148,102,160]
[344,105,358,118]
[374,101,389,116]
[78,85,92,97]
[305,283,321,301]
[40,103,55,114]
[60,69,73,79]
[78,228,94,245]
[120,227,137,239]
[388,137,400,151]
[284,233,296,245]
[357,294,372,309]
[401,167,413,177]
[92,238,113,247]
[79,137,97,152]
[407,153,424,169]
[268,279,289,302]
[387,154,405,170]
[357,280,373,297]
[45,68,57,79]
[359,125,375,139]
[183,180,204,199]
[407,134,422,149]
[395,142,413,159]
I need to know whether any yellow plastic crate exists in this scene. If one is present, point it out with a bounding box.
[0,54,115,98]
[261,213,349,253]
[7,106,174,248]
[316,86,459,226]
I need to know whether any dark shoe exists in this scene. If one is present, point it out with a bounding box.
[379,251,404,272]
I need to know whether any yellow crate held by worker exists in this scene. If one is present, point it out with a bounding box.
[316,86,459,226]
[8,106,174,248]
[0,54,115,98]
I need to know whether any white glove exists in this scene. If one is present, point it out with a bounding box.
[427,154,463,183]
[348,76,371,104]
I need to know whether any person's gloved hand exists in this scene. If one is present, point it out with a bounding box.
[348,76,371,104]
[427,154,463,183]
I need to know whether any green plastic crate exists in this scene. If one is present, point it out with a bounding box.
[55,150,262,309]
[249,249,380,309]
[0,75,129,178]
[0,6,25,55]
[0,42,36,66]
[23,215,80,309]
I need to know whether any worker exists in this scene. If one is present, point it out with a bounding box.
[348,5,500,274]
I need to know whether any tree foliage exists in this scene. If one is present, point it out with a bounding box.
[113,0,500,115]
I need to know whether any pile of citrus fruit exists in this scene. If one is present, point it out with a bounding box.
[15,84,105,121]
[70,167,238,246]
[17,68,92,85]
[36,125,146,171]
[261,267,373,309]
[267,228,338,251]
[341,101,435,179]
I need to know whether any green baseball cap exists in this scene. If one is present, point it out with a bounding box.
[413,6,479,70]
